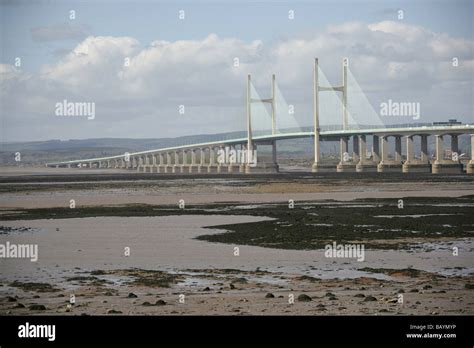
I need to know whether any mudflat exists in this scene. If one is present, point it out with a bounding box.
[0,167,473,315]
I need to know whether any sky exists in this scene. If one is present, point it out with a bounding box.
[0,0,473,142]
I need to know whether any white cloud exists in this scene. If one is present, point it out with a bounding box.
[1,21,473,142]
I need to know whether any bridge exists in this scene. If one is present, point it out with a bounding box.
[47,58,474,174]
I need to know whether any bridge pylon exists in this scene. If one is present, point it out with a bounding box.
[245,73,279,173]
[312,57,348,173]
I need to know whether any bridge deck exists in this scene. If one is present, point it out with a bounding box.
[47,124,474,166]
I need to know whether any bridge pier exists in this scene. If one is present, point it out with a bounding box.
[197,148,205,173]
[162,152,170,173]
[171,151,179,173]
[188,149,199,173]
[207,147,218,173]
[150,154,158,173]
[432,135,463,174]
[377,135,403,172]
[239,144,246,173]
[156,153,163,173]
[179,150,186,173]
[356,135,377,172]
[337,136,356,172]
[467,134,474,174]
[244,143,279,173]
[402,135,431,173]
[216,145,224,173]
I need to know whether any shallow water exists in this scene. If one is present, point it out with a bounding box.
[0,215,472,285]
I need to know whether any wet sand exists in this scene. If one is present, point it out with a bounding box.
[0,166,473,315]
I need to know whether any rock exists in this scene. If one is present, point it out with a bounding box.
[328,296,338,301]
[32,295,40,299]
[155,300,166,306]
[317,303,325,308]
[297,294,312,302]
[107,309,122,314]
[203,287,211,291]
[325,292,335,297]
[127,293,138,298]
[397,289,405,294]
[422,285,432,290]
[230,284,235,290]
[409,289,419,293]
[6,296,17,302]
[29,304,46,311]
[465,283,474,289]
[265,293,275,298]
[354,293,365,298]
[14,303,25,308]
[142,302,153,306]
[363,296,377,302]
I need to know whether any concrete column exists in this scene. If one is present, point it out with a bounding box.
[216,146,224,173]
[421,135,429,164]
[156,153,163,173]
[144,155,150,173]
[180,150,187,173]
[353,136,360,163]
[200,148,205,165]
[405,135,414,164]
[138,156,144,172]
[165,152,172,173]
[312,58,321,173]
[228,146,235,173]
[435,135,444,163]
[188,149,197,173]
[208,147,216,173]
[340,137,348,163]
[173,151,180,173]
[151,154,157,173]
[451,135,459,162]
[198,148,205,173]
[245,144,258,173]
[395,136,402,163]
[209,147,215,165]
[182,150,187,165]
[272,141,277,165]
[467,134,474,174]
[373,135,380,163]
[358,135,366,164]
[337,136,351,172]
[239,144,247,173]
[380,136,388,162]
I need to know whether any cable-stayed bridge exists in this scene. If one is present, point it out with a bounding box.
[47,58,474,174]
